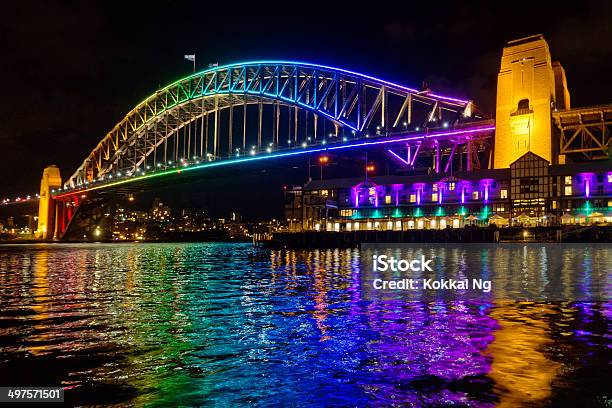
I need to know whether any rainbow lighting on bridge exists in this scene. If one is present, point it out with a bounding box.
[52,125,496,198]
[2,35,611,241]
[2,6,612,408]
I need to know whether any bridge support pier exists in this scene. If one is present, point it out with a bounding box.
[36,165,62,240]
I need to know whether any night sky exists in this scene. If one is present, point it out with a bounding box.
[1,1,611,217]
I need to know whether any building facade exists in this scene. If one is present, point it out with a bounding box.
[285,152,612,232]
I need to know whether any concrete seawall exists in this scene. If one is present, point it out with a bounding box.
[267,226,612,248]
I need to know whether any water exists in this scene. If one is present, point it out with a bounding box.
[0,243,610,407]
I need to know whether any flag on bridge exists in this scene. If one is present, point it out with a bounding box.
[184,54,196,72]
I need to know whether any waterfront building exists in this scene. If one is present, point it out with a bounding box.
[285,152,611,231]
[283,34,611,232]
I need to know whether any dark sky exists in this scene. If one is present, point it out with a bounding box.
[1,1,611,213]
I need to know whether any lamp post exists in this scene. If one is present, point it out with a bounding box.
[318,155,329,180]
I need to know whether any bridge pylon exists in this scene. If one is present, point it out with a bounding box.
[36,165,62,240]
[494,34,571,168]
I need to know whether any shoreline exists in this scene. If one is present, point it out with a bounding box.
[1,225,611,246]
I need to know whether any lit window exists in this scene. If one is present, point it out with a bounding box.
[608,174,612,183]
[432,193,438,202]
[385,195,391,204]
[472,191,479,200]
[432,184,438,192]
[339,209,354,217]
[552,201,557,209]
[564,186,573,196]
[409,194,416,203]
[320,190,329,196]
[564,176,572,185]
[448,182,455,191]
[501,189,508,199]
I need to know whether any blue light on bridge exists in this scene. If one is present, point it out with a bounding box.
[53,126,495,198]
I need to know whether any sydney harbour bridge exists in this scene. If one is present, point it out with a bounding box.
[34,60,495,239]
[3,36,611,240]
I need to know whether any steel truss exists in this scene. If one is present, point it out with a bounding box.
[384,128,491,172]
[554,104,612,160]
[65,61,478,188]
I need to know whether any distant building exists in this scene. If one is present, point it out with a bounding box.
[151,198,171,221]
[284,186,303,232]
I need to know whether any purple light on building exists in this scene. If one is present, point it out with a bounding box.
[586,180,590,198]
[352,187,359,208]
[461,187,465,204]
[580,173,595,199]
[391,184,402,207]
[480,179,493,203]
[439,188,443,204]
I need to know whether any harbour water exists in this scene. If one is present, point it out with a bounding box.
[0,243,610,406]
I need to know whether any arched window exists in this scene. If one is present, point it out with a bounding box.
[517,99,530,110]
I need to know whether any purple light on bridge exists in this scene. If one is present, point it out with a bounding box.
[326,126,496,152]
[387,149,410,166]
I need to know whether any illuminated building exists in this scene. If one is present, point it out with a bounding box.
[150,198,171,221]
[285,154,611,230]
[494,34,570,168]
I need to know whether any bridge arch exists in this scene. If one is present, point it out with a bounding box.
[66,61,475,188]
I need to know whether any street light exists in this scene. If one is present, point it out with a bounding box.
[318,155,329,180]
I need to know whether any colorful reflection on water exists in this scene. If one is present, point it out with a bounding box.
[0,243,610,406]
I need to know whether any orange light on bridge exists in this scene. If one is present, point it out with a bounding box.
[318,155,329,164]
[366,164,376,172]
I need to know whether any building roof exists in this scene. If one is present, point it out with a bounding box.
[303,168,511,191]
[549,160,612,175]
[510,151,550,166]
